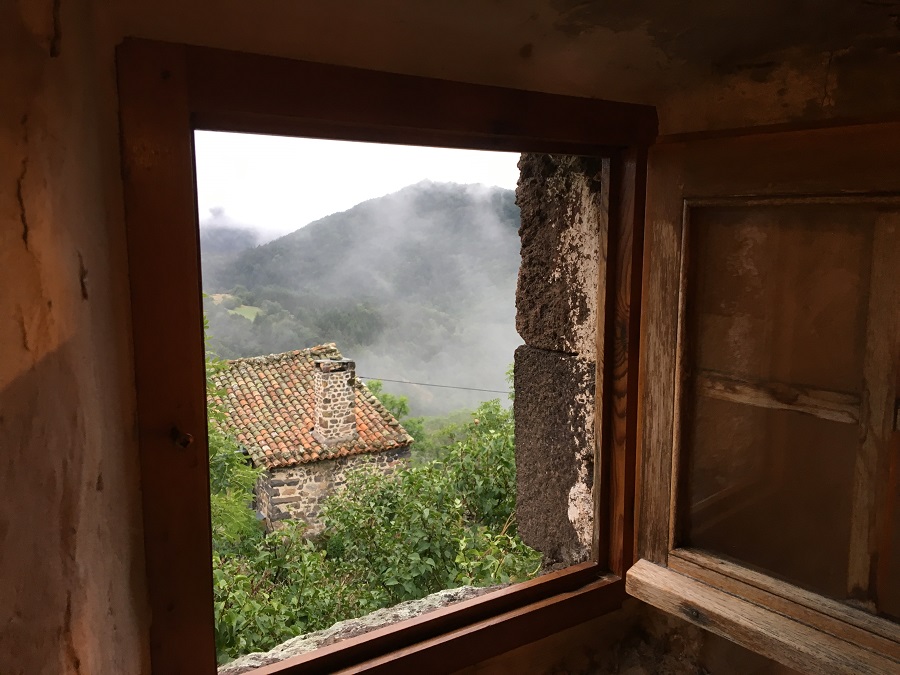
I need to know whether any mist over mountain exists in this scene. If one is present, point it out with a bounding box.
[202,181,522,415]
[200,208,262,289]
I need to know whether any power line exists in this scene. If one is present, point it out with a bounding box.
[359,375,509,395]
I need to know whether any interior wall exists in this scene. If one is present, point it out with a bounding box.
[4,1,900,674]
[1,2,149,674]
[108,0,900,135]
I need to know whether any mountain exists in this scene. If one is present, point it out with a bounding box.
[199,208,262,292]
[202,181,522,415]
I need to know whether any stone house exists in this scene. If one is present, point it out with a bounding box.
[210,344,413,533]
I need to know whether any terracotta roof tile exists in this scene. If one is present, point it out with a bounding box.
[210,344,413,470]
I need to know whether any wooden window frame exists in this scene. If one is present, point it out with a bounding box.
[116,38,657,673]
[628,122,900,674]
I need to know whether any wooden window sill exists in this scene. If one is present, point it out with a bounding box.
[626,558,900,674]
[253,570,625,674]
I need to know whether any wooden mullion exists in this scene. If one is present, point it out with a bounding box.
[600,148,649,575]
[593,157,613,568]
[848,214,900,605]
[117,40,217,674]
[637,143,686,565]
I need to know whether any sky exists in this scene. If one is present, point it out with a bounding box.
[194,131,521,240]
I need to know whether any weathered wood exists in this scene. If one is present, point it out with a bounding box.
[593,158,612,567]
[185,45,658,155]
[847,215,900,603]
[669,201,692,551]
[876,400,900,616]
[696,370,860,425]
[626,559,900,675]
[668,549,900,656]
[637,143,685,564]
[634,123,900,673]
[657,122,900,198]
[599,148,648,575]
[117,40,217,674]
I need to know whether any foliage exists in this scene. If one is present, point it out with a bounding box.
[209,391,540,664]
[206,319,263,552]
[322,399,537,606]
[207,311,534,663]
[212,524,379,662]
[365,379,473,465]
[365,379,410,419]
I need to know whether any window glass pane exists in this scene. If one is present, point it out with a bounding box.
[683,204,872,602]
[194,137,601,667]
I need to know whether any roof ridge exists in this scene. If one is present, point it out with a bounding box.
[225,343,342,365]
[211,343,411,469]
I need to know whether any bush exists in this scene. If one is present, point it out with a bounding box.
[207,335,539,663]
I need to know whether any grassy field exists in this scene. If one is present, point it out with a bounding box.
[228,305,261,321]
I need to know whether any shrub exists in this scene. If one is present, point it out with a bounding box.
[207,331,539,663]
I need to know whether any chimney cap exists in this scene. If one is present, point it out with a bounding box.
[314,358,355,373]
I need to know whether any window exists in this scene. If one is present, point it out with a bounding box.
[629,122,900,673]
[117,39,656,672]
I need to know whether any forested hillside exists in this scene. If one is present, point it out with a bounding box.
[201,181,521,414]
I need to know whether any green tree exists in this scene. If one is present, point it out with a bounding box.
[205,317,262,551]
[365,379,427,452]
[207,342,539,664]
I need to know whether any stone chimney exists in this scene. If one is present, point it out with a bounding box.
[312,358,358,445]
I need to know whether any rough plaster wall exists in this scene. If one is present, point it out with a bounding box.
[102,0,900,135]
[1,1,149,674]
[515,154,605,566]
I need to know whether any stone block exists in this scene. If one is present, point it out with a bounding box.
[514,344,596,566]
[516,153,605,359]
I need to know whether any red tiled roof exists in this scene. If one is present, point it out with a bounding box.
[210,344,413,469]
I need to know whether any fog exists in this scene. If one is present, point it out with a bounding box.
[200,181,523,416]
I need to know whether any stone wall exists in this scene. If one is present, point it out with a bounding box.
[257,447,411,535]
[514,154,606,566]
[312,359,358,444]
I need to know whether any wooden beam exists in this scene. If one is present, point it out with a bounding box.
[117,40,218,673]
[637,143,686,564]
[627,559,900,675]
[696,370,860,425]
[600,148,648,575]
[184,45,658,155]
